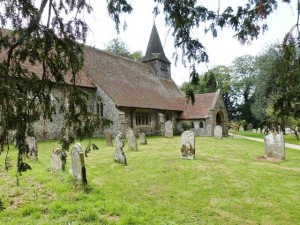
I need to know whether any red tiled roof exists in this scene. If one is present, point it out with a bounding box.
[178,92,218,119]
[0,29,95,89]
[83,46,184,111]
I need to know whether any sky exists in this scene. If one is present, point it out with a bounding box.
[83,1,297,86]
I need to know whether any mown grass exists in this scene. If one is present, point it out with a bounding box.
[1,136,300,225]
[238,131,300,145]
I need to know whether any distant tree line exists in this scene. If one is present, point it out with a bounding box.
[181,39,300,137]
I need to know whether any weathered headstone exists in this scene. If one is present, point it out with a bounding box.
[264,132,285,160]
[26,136,38,160]
[113,132,127,165]
[252,129,257,133]
[69,143,87,184]
[247,123,253,131]
[104,130,113,147]
[126,128,138,150]
[139,132,147,145]
[165,120,173,137]
[181,130,195,159]
[239,126,244,132]
[51,148,67,172]
[214,125,223,139]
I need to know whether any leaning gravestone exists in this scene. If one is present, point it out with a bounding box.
[26,136,38,160]
[264,132,285,160]
[139,132,147,145]
[113,132,127,165]
[126,128,138,150]
[165,120,173,138]
[51,148,67,172]
[214,125,223,139]
[104,130,113,147]
[181,130,195,159]
[69,143,87,184]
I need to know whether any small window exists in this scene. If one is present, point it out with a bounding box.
[200,121,204,128]
[136,113,150,125]
[96,102,104,117]
[161,62,168,71]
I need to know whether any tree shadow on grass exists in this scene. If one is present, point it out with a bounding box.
[0,199,5,211]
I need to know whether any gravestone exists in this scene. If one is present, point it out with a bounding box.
[26,136,38,160]
[181,130,195,159]
[214,125,223,139]
[252,129,257,133]
[104,130,113,147]
[113,132,127,165]
[165,120,173,137]
[285,127,291,135]
[239,126,244,132]
[51,148,67,172]
[69,143,87,184]
[257,128,261,133]
[139,132,147,145]
[247,123,253,131]
[264,132,285,160]
[126,128,138,150]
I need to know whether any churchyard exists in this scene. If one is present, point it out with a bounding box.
[1,135,300,225]
[239,131,300,145]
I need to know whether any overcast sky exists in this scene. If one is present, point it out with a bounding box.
[84,1,297,86]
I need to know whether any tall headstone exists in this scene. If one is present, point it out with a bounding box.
[104,130,113,147]
[139,132,147,145]
[69,143,87,184]
[165,120,173,138]
[264,132,285,160]
[51,148,67,172]
[126,128,138,150]
[214,125,223,139]
[26,136,38,160]
[181,130,195,159]
[113,132,127,165]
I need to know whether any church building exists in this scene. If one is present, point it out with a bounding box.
[79,24,228,137]
[1,25,228,139]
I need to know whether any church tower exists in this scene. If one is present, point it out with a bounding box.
[142,24,171,80]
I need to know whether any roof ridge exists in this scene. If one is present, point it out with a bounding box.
[83,44,146,67]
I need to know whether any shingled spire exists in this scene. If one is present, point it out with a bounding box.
[142,24,171,80]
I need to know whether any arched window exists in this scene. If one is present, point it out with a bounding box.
[96,101,104,117]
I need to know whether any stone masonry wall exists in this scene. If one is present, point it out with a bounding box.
[33,87,96,140]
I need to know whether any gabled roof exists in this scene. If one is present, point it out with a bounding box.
[178,91,219,119]
[142,24,170,63]
[83,46,183,111]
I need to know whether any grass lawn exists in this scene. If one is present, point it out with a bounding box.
[237,131,300,146]
[1,136,300,225]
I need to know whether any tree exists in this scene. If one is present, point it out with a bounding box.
[230,55,259,126]
[181,65,238,120]
[0,0,299,175]
[252,41,300,132]
[0,0,101,174]
[105,38,143,61]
